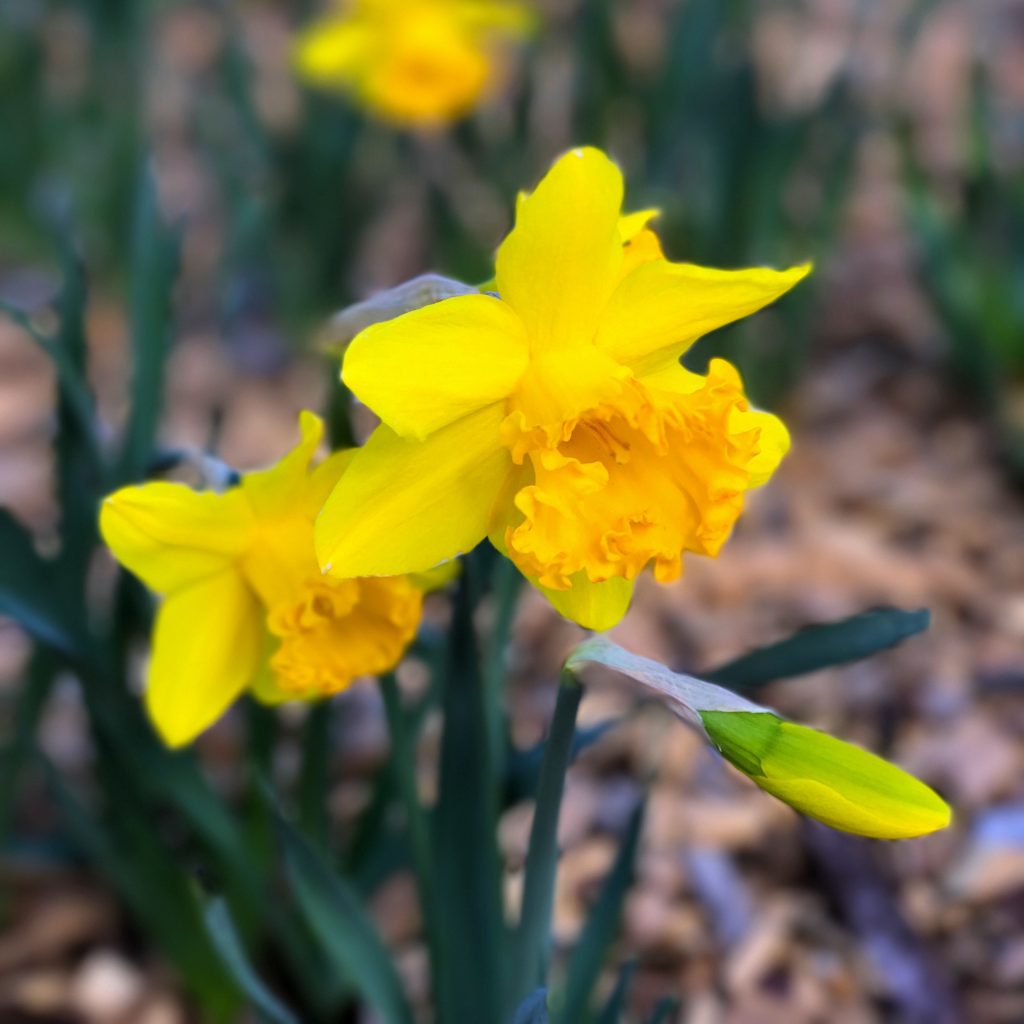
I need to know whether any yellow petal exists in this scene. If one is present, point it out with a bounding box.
[495,148,625,350]
[459,0,535,35]
[304,448,357,518]
[294,18,374,88]
[409,560,462,591]
[362,9,489,125]
[343,293,528,440]
[100,483,253,594]
[242,411,324,519]
[618,208,659,242]
[316,403,511,578]
[537,573,634,631]
[598,261,812,375]
[730,405,790,488]
[249,634,293,706]
[642,358,791,489]
[146,571,264,747]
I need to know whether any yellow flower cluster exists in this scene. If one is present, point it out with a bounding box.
[295,0,532,126]
[102,148,806,745]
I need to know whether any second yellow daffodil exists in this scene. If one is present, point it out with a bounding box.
[316,147,810,630]
[295,0,532,127]
[101,413,432,747]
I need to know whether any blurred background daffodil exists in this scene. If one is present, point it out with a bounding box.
[295,0,533,127]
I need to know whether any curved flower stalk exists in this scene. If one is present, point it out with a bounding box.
[100,412,440,747]
[294,0,533,127]
[316,147,810,630]
[566,637,951,840]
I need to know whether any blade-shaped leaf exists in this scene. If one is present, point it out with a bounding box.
[556,802,645,1024]
[204,897,300,1024]
[0,508,81,654]
[705,608,931,692]
[434,569,506,1022]
[597,960,635,1024]
[514,988,550,1024]
[511,673,583,1002]
[273,801,414,1024]
[45,760,240,1015]
[118,163,182,483]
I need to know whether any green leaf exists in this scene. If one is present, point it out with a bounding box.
[0,649,59,844]
[0,508,81,654]
[273,799,414,1024]
[45,759,240,1017]
[296,702,332,850]
[204,897,299,1024]
[514,988,550,1024]
[596,960,635,1024]
[556,802,645,1024]
[511,672,583,1003]
[700,711,951,839]
[706,608,931,691]
[379,673,442,998]
[0,298,95,448]
[433,569,506,1022]
[51,225,104,567]
[118,164,182,483]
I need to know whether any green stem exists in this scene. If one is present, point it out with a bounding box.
[485,557,522,779]
[433,568,505,1022]
[297,702,332,851]
[379,674,443,995]
[510,667,583,1008]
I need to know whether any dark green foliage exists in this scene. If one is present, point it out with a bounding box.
[555,803,646,1024]
[902,65,1024,478]
[204,898,300,1024]
[274,802,415,1024]
[707,607,931,691]
[433,570,507,1021]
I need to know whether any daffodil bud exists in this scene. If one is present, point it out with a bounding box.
[699,710,950,839]
[566,637,950,840]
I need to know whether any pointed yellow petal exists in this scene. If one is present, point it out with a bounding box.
[146,571,264,747]
[537,573,635,631]
[242,411,325,519]
[495,147,625,349]
[618,208,659,242]
[343,293,528,439]
[316,403,511,578]
[303,448,357,518]
[100,483,253,594]
[598,261,811,375]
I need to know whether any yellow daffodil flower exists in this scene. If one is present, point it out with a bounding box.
[316,147,811,630]
[100,412,431,747]
[295,0,532,127]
